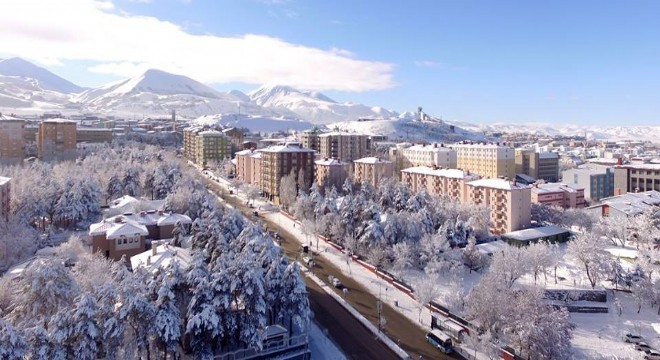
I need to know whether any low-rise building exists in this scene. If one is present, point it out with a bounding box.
[467,178,532,234]
[562,167,614,202]
[401,166,480,203]
[0,177,10,220]
[613,164,660,194]
[315,158,349,191]
[501,225,571,246]
[89,210,192,261]
[353,157,393,187]
[531,182,585,209]
[586,190,660,219]
[400,143,457,169]
[130,242,192,272]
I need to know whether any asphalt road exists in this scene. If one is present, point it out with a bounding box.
[202,176,462,360]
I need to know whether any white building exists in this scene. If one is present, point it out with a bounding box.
[400,143,457,169]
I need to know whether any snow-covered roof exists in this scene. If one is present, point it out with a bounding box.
[157,213,192,226]
[0,177,10,186]
[198,130,224,136]
[315,158,346,166]
[235,149,255,156]
[353,157,391,164]
[476,240,509,255]
[403,144,454,153]
[616,163,660,170]
[532,182,582,194]
[42,118,76,124]
[592,190,660,216]
[502,225,569,241]
[401,166,479,180]
[130,243,191,273]
[106,222,149,239]
[261,142,314,153]
[467,178,531,191]
[318,132,367,137]
[110,195,139,209]
[451,143,513,149]
[539,152,559,159]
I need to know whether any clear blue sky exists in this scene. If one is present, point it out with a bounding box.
[2,0,659,125]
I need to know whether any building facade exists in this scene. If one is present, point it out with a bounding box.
[515,149,559,182]
[235,149,263,187]
[299,129,321,152]
[467,179,532,234]
[451,143,516,180]
[319,132,371,163]
[315,158,349,191]
[260,143,315,204]
[183,126,202,163]
[562,167,614,202]
[401,166,480,203]
[400,144,457,169]
[0,116,25,165]
[0,177,10,220]
[353,157,394,187]
[37,119,77,162]
[531,182,585,209]
[614,164,660,194]
[76,128,113,144]
[195,130,231,166]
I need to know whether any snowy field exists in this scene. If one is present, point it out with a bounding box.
[308,321,346,360]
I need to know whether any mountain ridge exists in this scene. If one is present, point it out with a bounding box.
[0,57,84,93]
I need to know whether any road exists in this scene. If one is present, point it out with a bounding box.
[202,175,462,360]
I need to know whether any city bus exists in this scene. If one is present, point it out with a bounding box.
[426,329,453,354]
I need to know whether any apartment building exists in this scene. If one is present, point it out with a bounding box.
[451,143,515,179]
[467,179,532,234]
[531,182,585,209]
[76,128,113,144]
[315,158,349,191]
[319,132,371,162]
[299,129,321,152]
[183,126,202,163]
[235,149,263,187]
[401,166,480,203]
[0,177,10,220]
[0,115,25,165]
[400,143,457,169]
[515,149,559,182]
[586,190,660,219]
[37,119,77,162]
[353,157,394,187]
[614,164,660,194]
[562,167,614,202]
[195,130,231,166]
[260,143,315,204]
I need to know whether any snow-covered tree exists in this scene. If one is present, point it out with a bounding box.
[279,170,298,211]
[0,317,28,360]
[567,232,611,288]
[463,236,486,273]
[69,294,100,360]
[279,262,310,336]
[152,274,181,358]
[413,274,439,323]
[490,244,530,288]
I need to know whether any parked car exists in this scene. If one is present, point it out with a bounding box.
[300,244,309,254]
[625,334,645,344]
[645,350,660,360]
[253,211,258,217]
[636,343,654,352]
[302,256,314,267]
[331,277,342,288]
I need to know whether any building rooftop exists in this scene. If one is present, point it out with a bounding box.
[198,130,225,136]
[261,142,314,153]
[318,132,367,137]
[467,178,531,191]
[130,243,192,273]
[315,158,346,166]
[533,182,583,194]
[354,157,391,164]
[615,164,660,170]
[401,166,479,180]
[403,144,454,152]
[503,225,569,241]
[42,118,77,124]
[539,152,559,159]
[450,142,513,149]
[593,190,660,216]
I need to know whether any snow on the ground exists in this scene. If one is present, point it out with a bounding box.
[308,320,346,360]
[206,170,659,360]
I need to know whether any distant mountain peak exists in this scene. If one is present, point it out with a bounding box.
[0,57,84,93]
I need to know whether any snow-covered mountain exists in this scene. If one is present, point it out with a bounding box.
[249,84,398,124]
[73,69,285,118]
[329,112,485,143]
[193,114,315,133]
[0,57,83,93]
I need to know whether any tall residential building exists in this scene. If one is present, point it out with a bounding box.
[531,182,585,209]
[37,119,77,162]
[0,177,10,220]
[451,143,515,180]
[0,115,25,165]
[400,143,457,169]
[401,166,480,203]
[195,130,231,166]
[515,149,560,182]
[299,129,321,152]
[467,178,532,234]
[353,157,393,188]
[315,158,349,191]
[235,149,263,187]
[562,167,614,202]
[614,164,660,194]
[260,143,315,204]
[183,126,203,163]
[319,132,371,162]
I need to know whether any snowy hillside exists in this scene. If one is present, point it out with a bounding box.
[329,113,485,143]
[0,74,80,112]
[72,70,284,119]
[453,120,660,143]
[192,114,315,133]
[249,84,397,124]
[0,57,83,93]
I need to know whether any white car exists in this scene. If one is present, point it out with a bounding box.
[636,342,653,352]
[645,350,660,360]
[302,256,314,267]
[625,334,645,344]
